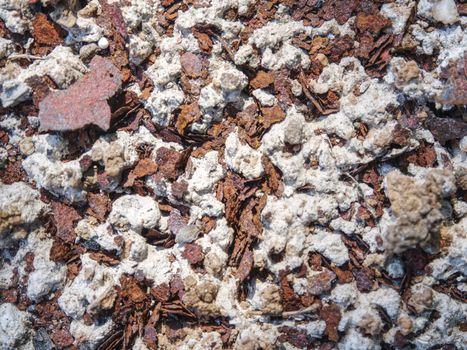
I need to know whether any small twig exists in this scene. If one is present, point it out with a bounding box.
[282,304,320,318]
[8,54,46,61]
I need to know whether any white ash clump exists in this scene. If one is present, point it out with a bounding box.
[182,151,226,220]
[0,182,45,241]
[1,1,466,349]
[0,0,31,34]
[89,126,182,187]
[109,194,161,233]
[429,218,467,280]
[383,169,456,254]
[193,59,248,132]
[69,318,114,349]
[25,236,67,302]
[417,0,459,25]
[75,218,123,255]
[0,46,88,107]
[224,131,264,179]
[23,152,85,203]
[0,303,33,349]
[58,254,120,319]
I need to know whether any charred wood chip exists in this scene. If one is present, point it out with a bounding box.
[402,248,432,276]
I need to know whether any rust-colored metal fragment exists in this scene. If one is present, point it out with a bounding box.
[38,56,123,131]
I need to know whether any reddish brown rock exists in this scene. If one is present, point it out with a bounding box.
[38,56,122,132]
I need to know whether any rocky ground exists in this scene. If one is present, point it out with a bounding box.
[0,0,466,349]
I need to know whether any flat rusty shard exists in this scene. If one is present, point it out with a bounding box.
[39,56,122,131]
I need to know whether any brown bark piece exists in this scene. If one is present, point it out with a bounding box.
[156,147,185,180]
[261,105,286,129]
[86,192,112,221]
[52,202,81,243]
[250,70,274,90]
[180,52,205,79]
[32,13,64,46]
[236,249,253,282]
[320,303,341,342]
[124,158,158,187]
[308,269,336,295]
[175,102,201,135]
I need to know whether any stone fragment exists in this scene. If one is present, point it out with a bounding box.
[38,56,122,131]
